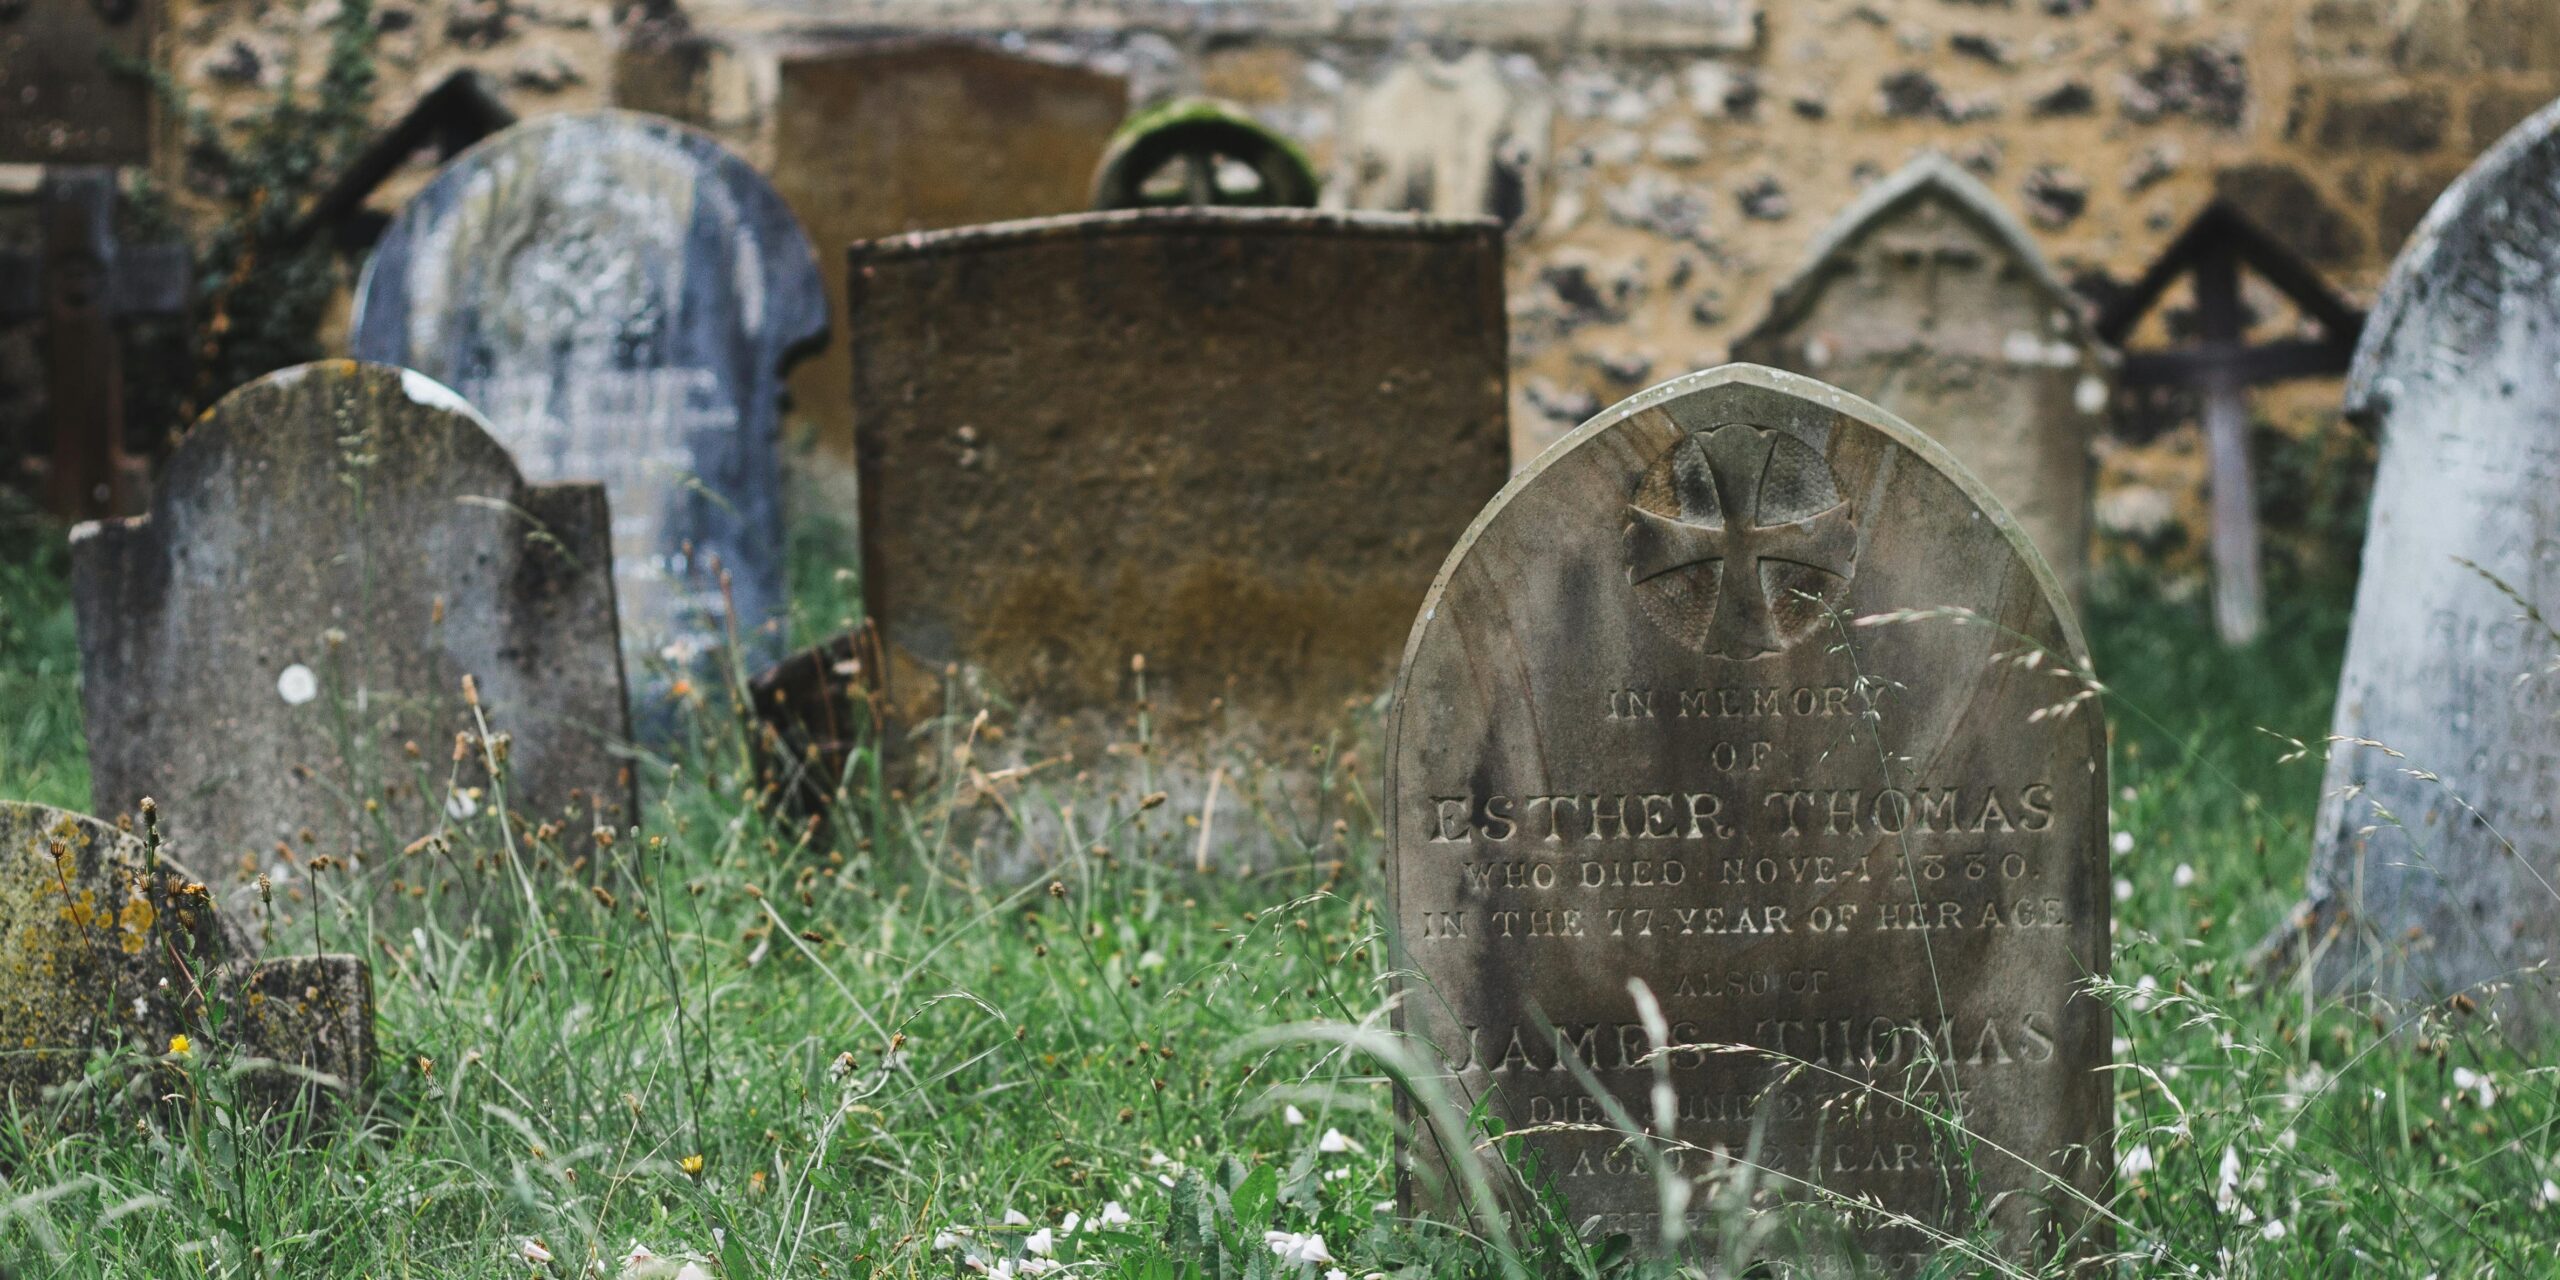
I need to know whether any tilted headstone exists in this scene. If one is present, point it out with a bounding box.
[848,209,1509,742]
[1388,365,2110,1265]
[350,111,826,697]
[2301,98,2560,1027]
[1735,155,2111,606]
[772,41,1126,479]
[72,362,633,902]
[0,801,374,1118]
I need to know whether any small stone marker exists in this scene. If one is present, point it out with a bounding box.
[0,801,375,1119]
[847,209,1507,741]
[1735,155,2110,606]
[351,111,826,693]
[2300,99,2560,1027]
[72,361,633,901]
[1388,365,2110,1264]
[771,40,1126,482]
[1090,100,1321,211]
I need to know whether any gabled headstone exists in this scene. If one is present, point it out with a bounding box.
[1388,365,2110,1265]
[847,209,1508,744]
[1736,155,2111,606]
[771,41,1126,475]
[350,112,826,697]
[72,362,633,901]
[2298,98,2560,1027]
[0,801,375,1120]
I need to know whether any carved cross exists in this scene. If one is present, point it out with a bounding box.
[1627,425,1856,657]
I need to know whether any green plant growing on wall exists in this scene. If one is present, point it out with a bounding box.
[163,0,381,420]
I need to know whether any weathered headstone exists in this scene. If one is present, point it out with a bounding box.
[0,801,374,1119]
[771,40,1126,477]
[2299,98,2560,1026]
[1090,99,1321,211]
[1735,155,2111,606]
[0,0,157,166]
[350,111,826,697]
[1388,364,2110,1265]
[847,209,1508,742]
[72,361,633,902]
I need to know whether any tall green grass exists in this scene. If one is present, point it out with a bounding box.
[0,513,2553,1277]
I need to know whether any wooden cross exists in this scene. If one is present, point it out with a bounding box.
[2095,201,2365,646]
[0,167,191,519]
[1627,424,1857,657]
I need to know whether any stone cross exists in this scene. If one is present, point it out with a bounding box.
[1735,154,2112,609]
[1389,364,2111,1267]
[2290,99,2560,1030]
[1090,101,1320,210]
[351,112,826,712]
[0,167,191,519]
[2093,201,2366,647]
[71,361,634,917]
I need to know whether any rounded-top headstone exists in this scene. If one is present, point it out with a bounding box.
[349,110,826,703]
[2304,95,2560,1025]
[1387,364,2110,1265]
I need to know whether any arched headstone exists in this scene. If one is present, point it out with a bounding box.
[1388,365,2110,1265]
[351,111,826,700]
[1735,155,2111,606]
[1091,100,1320,211]
[2301,97,2560,1026]
[71,362,633,902]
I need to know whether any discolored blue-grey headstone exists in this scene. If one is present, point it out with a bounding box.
[2303,97,2560,1028]
[71,362,634,910]
[351,111,826,708]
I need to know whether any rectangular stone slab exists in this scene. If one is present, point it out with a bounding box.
[0,0,156,165]
[846,208,1509,741]
[1387,365,2110,1266]
[774,40,1126,471]
[72,361,634,913]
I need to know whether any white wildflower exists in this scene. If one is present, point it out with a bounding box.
[2215,1146,2244,1214]
[934,1229,972,1250]
[2173,863,2196,888]
[1264,1231,1333,1265]
[2260,1219,2288,1241]
[1003,1210,1031,1226]
[2119,1144,2155,1177]
[1283,1105,1307,1126]
[1099,1202,1133,1226]
[1019,1261,1061,1276]
[1317,1128,1361,1154]
[1373,1200,1396,1214]
[277,663,319,706]
[1060,1212,1083,1235]
[2453,1066,2497,1108]
[1326,1271,1348,1280]
[2111,831,2134,855]
[446,788,479,820]
[518,1238,554,1265]
[1024,1228,1055,1258]
[2537,1179,2559,1206]
[2114,878,2134,902]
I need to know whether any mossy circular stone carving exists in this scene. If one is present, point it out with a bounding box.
[1091,99,1319,210]
[0,802,230,1112]
[1386,364,2111,1266]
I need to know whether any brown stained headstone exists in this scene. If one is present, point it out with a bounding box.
[773,42,1127,467]
[0,801,375,1121]
[0,0,157,166]
[1388,365,2110,1266]
[2297,98,2560,1029]
[71,362,634,907]
[1735,156,2112,607]
[848,209,1509,745]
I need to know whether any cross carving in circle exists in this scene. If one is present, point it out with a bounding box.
[1626,424,1857,657]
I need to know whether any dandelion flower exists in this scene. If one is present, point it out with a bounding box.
[277,663,319,706]
[167,1034,192,1057]
[1264,1231,1333,1265]
[1283,1105,1307,1126]
[678,1153,705,1178]
[1317,1128,1361,1154]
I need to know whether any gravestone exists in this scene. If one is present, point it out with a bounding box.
[0,0,157,165]
[848,209,1508,742]
[1735,155,2111,605]
[72,361,633,906]
[0,801,375,1119]
[2299,98,2560,1026]
[351,112,826,698]
[771,41,1126,470]
[1388,364,2110,1265]
[1089,100,1320,211]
